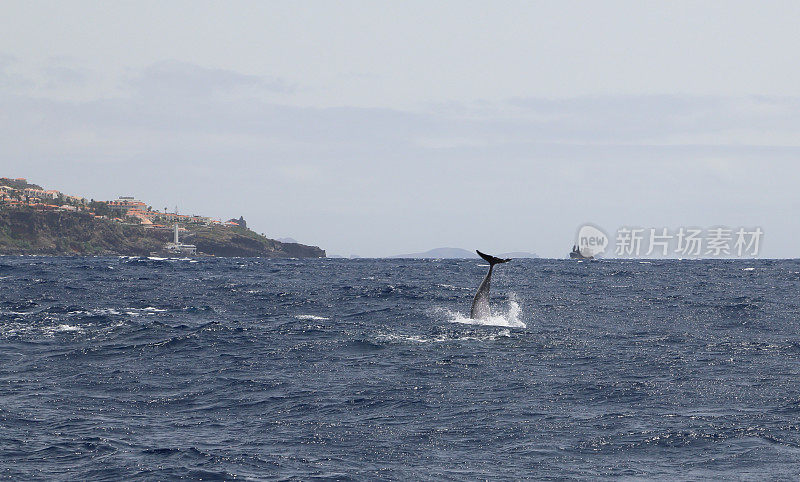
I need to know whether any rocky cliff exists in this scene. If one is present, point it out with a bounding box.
[0,209,325,258]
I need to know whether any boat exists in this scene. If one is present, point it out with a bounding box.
[569,244,594,260]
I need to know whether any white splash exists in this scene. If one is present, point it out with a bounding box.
[439,294,526,328]
[295,315,330,321]
[56,324,81,332]
[436,283,470,291]
[122,307,167,316]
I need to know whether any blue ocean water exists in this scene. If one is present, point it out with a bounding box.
[1,256,800,480]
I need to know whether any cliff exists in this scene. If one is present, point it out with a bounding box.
[0,209,325,258]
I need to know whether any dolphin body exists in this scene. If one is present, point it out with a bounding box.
[470,250,512,319]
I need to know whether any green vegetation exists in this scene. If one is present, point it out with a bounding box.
[88,201,125,218]
[0,178,42,190]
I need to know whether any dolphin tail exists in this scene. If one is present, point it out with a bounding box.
[476,250,511,266]
[470,250,510,319]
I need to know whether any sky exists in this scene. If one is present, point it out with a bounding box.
[1,1,799,257]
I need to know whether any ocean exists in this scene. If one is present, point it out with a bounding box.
[1,256,800,480]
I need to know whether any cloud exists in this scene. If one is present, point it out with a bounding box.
[5,59,799,149]
[129,60,295,98]
[0,53,34,91]
[42,64,89,88]
[4,74,800,167]
[451,95,800,146]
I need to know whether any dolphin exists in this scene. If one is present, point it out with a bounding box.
[470,250,511,319]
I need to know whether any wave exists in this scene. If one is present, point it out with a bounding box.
[376,329,511,344]
[55,324,81,332]
[295,314,330,321]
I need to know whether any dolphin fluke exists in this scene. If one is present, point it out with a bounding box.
[470,250,511,319]
[476,250,511,265]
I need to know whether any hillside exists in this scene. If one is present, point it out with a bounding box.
[0,209,325,258]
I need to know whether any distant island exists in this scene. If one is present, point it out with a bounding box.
[0,177,325,258]
[390,247,538,259]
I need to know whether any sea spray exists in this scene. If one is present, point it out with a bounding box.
[437,293,526,328]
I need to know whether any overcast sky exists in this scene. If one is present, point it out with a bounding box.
[1,1,799,257]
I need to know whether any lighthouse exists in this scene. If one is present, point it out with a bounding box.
[152,223,197,256]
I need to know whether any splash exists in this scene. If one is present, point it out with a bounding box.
[438,294,526,328]
[56,324,81,332]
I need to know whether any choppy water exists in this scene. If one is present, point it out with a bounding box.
[2,256,800,480]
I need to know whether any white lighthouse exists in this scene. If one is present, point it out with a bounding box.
[159,223,197,256]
